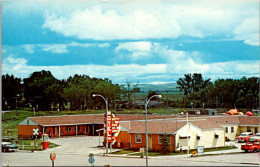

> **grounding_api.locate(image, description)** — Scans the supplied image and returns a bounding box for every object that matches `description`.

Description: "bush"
[160,134,171,154]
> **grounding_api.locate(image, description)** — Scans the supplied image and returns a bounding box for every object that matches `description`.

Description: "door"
[255,127,258,133]
[148,135,152,149]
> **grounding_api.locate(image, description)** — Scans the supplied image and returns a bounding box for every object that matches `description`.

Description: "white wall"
[175,123,225,151]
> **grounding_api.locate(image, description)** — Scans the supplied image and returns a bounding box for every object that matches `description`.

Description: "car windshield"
[240,134,247,136]
[255,134,260,136]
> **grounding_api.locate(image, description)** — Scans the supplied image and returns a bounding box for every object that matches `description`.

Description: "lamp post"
[145,94,162,167]
[191,102,193,110]
[92,94,109,156]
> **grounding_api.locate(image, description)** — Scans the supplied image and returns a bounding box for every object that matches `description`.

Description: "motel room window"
[135,134,142,143]
[159,134,170,144]
[66,126,72,132]
[215,134,219,139]
[196,136,200,140]
[225,127,228,133]
[231,127,234,133]
[77,126,81,131]
[40,127,46,133]
[247,127,251,132]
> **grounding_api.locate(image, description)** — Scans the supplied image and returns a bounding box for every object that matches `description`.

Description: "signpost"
[50,152,56,167]
[88,153,95,166]
[197,146,204,155]
[33,129,39,150]
[104,112,120,152]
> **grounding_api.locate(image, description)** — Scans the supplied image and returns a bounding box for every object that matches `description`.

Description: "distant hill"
[121,83,179,92]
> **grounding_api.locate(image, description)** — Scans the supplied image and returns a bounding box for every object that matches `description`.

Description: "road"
[2,136,260,166]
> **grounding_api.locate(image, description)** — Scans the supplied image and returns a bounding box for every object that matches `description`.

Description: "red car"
[241,139,260,152]
[236,132,254,143]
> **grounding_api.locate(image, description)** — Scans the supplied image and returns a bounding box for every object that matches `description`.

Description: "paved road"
[2,136,260,166]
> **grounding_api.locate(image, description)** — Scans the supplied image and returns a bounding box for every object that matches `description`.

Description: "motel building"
[118,119,225,151]
[18,114,259,151]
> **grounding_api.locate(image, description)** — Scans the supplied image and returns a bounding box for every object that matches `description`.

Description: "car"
[2,142,19,152]
[241,139,260,152]
[249,133,260,142]
[235,132,254,143]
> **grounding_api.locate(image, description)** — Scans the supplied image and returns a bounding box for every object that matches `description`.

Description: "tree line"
[176,73,259,109]
[2,71,259,111]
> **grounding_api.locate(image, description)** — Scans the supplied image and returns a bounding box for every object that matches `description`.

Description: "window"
[197,136,200,140]
[66,126,72,132]
[40,127,46,133]
[225,127,228,133]
[135,134,142,143]
[215,135,219,139]
[77,126,81,131]
[159,134,170,144]
[231,127,234,133]
[247,127,251,132]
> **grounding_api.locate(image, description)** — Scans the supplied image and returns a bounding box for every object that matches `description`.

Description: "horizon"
[2,0,259,84]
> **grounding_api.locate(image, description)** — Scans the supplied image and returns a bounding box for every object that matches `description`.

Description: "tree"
[2,74,22,110]
[177,73,211,107]
[23,70,59,111]
[160,134,171,154]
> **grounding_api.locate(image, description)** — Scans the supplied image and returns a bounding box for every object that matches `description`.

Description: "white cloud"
[42,1,259,45]
[115,41,153,61]
[21,42,111,54]
[2,56,167,83]
[233,17,260,46]
[23,45,35,54]
[42,44,69,54]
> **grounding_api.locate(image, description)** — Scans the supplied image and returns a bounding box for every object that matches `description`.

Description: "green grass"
[18,139,60,151]
[109,145,237,157]
[111,150,135,154]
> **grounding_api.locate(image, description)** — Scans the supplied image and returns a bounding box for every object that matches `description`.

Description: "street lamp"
[145,94,162,167]
[92,94,109,156]
[191,102,193,110]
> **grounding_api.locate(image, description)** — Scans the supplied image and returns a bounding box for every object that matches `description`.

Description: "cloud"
[2,56,167,83]
[233,17,260,46]
[42,1,259,44]
[21,42,111,54]
[115,41,153,61]
[42,44,69,53]
[23,45,35,54]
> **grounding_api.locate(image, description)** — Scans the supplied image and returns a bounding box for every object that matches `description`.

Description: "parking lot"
[2,136,260,166]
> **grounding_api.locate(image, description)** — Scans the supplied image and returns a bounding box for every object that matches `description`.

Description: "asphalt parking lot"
[1,136,260,166]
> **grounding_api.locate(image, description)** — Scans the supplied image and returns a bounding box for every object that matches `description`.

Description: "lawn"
[18,139,59,151]
[110,145,237,157]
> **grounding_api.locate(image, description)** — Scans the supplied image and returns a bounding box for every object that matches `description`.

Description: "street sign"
[88,153,95,166]
[88,156,95,164]
[33,129,39,135]
[197,146,204,155]
[50,152,56,161]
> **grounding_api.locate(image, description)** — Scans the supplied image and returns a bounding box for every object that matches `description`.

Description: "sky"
[2,0,259,84]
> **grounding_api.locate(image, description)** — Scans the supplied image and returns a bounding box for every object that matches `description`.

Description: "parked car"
[235,132,254,143]
[241,139,260,152]
[249,133,260,142]
[2,142,19,152]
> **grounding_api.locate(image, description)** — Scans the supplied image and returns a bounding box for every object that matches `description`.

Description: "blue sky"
[2,0,259,84]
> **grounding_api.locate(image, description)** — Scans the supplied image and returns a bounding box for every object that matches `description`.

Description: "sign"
[88,153,95,165]
[50,152,56,161]
[88,157,95,164]
[197,146,204,155]
[33,129,39,135]
[104,111,120,143]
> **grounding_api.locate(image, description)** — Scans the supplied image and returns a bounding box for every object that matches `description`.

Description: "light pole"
[145,94,162,167]
[191,102,193,110]
[92,94,109,156]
